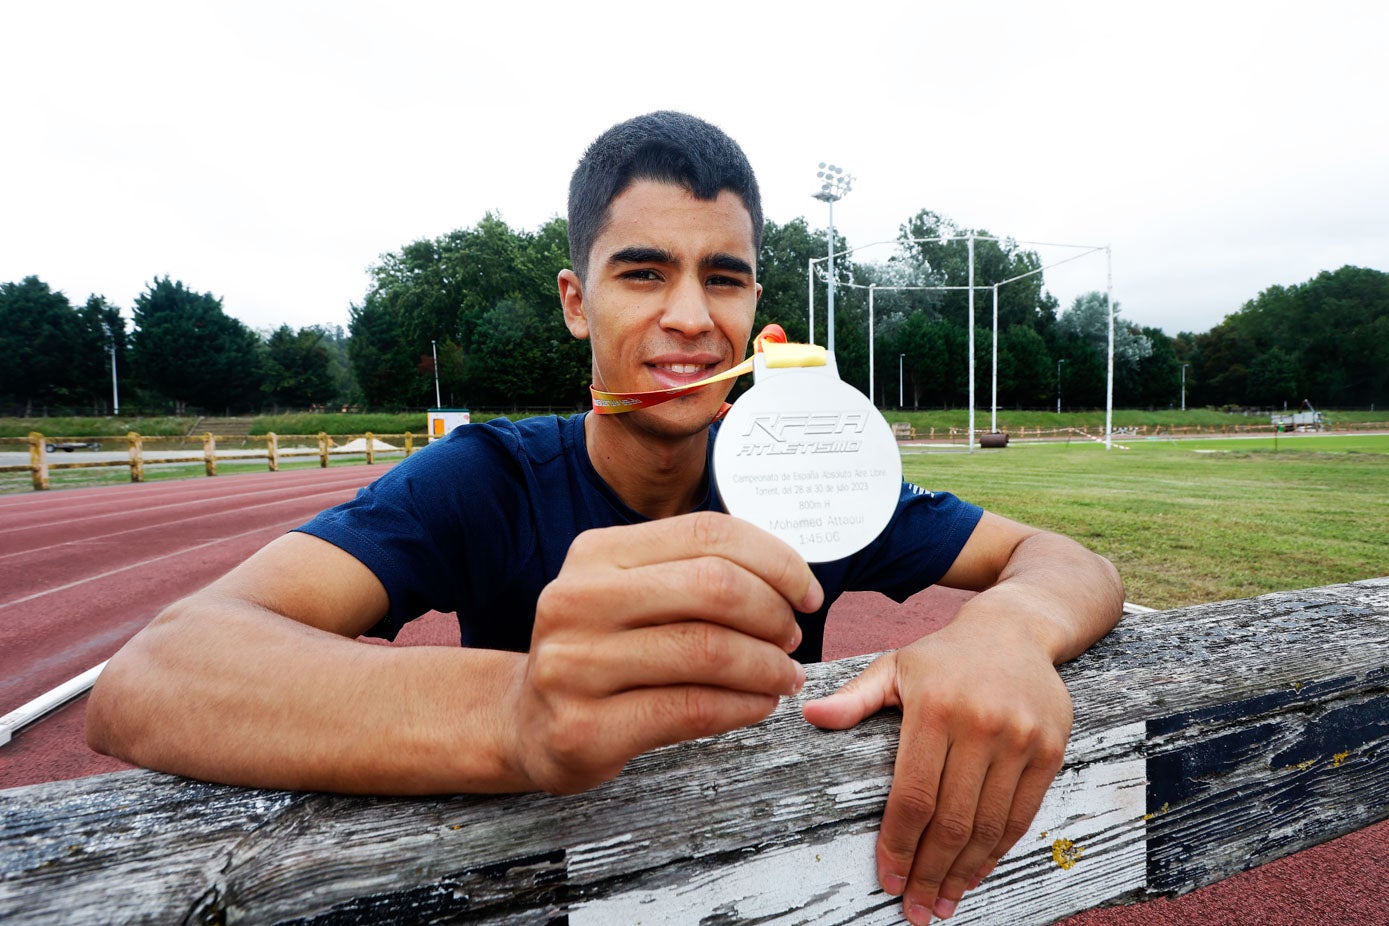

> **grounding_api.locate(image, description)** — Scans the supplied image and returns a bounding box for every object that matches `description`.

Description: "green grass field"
[903,433,1389,609]
[5,418,1384,611]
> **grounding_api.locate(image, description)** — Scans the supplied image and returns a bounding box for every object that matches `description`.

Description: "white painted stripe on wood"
[571,724,1148,925]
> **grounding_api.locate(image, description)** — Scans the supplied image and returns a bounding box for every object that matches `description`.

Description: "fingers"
[800,653,898,730]
[516,685,782,794]
[572,512,823,613]
[881,718,1068,924]
[896,746,1021,922]
[538,621,805,699]
[875,717,949,903]
[934,757,1059,910]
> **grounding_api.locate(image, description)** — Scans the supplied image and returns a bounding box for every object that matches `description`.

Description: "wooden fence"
[1,579,1385,923]
[6,431,418,490]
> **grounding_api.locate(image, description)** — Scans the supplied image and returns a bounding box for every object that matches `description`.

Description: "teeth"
[658,363,705,374]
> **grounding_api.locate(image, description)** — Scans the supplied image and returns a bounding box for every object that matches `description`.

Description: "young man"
[88,112,1123,925]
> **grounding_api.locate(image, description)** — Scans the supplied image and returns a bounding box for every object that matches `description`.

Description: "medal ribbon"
[590,325,827,414]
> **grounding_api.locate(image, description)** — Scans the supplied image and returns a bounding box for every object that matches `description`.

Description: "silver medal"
[713,352,902,563]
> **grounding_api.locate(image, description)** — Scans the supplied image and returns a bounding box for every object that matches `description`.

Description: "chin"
[628,398,722,439]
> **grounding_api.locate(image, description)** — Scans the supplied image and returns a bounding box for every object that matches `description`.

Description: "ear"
[558,269,589,340]
[755,281,763,301]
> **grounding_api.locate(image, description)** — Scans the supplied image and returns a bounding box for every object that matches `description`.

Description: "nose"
[659,272,715,338]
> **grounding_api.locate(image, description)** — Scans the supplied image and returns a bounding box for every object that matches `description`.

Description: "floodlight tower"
[813,163,853,354]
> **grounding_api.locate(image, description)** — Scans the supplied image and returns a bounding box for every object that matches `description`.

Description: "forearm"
[87,595,530,795]
[953,531,1124,664]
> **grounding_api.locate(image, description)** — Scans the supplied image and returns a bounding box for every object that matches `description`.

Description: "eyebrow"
[607,247,754,277]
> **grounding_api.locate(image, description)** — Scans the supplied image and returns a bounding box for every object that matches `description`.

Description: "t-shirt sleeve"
[840,483,984,602]
[293,429,532,640]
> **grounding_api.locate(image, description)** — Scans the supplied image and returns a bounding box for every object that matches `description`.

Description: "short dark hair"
[567,111,764,281]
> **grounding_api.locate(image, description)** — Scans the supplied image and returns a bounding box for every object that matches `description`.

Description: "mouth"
[646,357,721,389]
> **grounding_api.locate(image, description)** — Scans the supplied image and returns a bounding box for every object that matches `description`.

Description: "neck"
[583,412,711,520]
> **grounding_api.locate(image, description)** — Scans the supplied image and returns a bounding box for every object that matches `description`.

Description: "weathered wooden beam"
[2,579,1386,924]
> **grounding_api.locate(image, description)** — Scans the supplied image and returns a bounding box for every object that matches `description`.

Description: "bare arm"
[86,532,527,793]
[89,514,822,795]
[802,512,1123,924]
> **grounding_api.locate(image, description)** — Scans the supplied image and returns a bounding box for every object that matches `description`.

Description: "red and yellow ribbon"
[590,325,827,414]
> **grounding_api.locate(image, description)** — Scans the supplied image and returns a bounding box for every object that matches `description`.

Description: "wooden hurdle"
[1,579,1386,923]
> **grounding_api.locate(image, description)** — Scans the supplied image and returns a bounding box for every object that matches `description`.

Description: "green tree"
[0,276,84,414]
[263,325,335,410]
[1055,292,1151,408]
[358,215,587,410]
[348,294,421,408]
[897,211,1059,334]
[997,325,1054,407]
[1131,326,1182,409]
[755,218,824,345]
[1192,266,1389,407]
[131,277,265,413]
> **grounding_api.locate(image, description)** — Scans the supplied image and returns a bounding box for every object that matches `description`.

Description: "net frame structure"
[809,234,1116,450]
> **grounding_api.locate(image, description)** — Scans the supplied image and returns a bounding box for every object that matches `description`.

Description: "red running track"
[1,467,1384,924]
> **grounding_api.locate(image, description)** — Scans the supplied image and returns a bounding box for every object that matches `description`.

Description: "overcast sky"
[4,1,1386,340]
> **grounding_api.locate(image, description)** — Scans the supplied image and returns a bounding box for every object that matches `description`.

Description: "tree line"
[3,212,1385,417]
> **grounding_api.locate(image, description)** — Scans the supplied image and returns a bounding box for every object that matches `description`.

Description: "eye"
[620,269,662,283]
[707,274,747,289]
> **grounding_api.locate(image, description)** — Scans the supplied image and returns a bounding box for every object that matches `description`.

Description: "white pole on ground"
[991,284,999,434]
[967,231,976,452]
[0,662,108,746]
[868,284,876,405]
[1105,246,1115,451]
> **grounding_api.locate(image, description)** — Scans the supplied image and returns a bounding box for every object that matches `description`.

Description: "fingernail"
[790,622,804,651]
[881,872,906,895]
[801,578,824,613]
[906,903,933,925]
[791,662,806,694]
[934,897,959,920]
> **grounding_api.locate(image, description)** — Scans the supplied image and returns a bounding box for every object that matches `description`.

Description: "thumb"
[801,653,900,730]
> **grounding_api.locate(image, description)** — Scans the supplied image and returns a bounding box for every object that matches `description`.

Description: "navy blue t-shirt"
[295,414,982,663]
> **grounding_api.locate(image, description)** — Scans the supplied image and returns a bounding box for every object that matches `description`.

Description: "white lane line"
[0,469,379,537]
[0,519,294,611]
[0,661,108,746]
[0,483,364,564]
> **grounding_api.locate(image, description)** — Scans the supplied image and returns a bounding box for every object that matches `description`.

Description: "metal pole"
[807,258,815,345]
[1057,358,1065,414]
[1181,363,1189,411]
[431,339,442,408]
[109,344,119,416]
[967,232,976,452]
[1105,247,1114,451]
[990,284,999,434]
[827,198,836,355]
[899,353,905,408]
[868,285,875,405]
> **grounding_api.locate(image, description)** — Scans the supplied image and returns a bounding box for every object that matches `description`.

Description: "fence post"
[28,432,49,491]
[204,433,217,477]
[318,432,329,468]
[267,432,279,472]
[365,432,375,465]
[127,432,144,483]
[405,431,413,456]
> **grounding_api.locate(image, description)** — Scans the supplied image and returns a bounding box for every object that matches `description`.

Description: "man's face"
[560,179,762,439]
